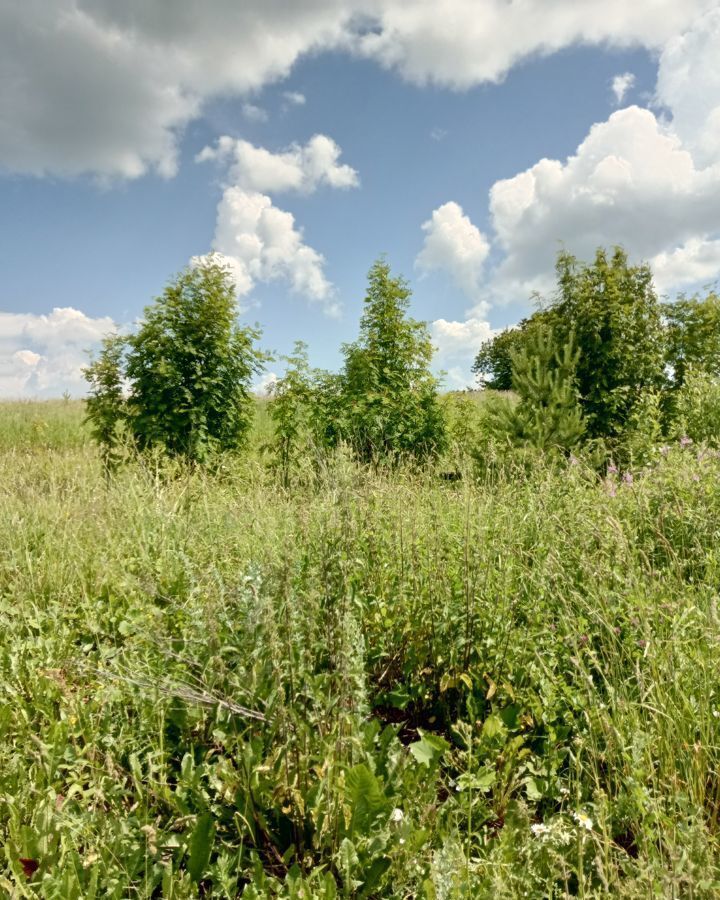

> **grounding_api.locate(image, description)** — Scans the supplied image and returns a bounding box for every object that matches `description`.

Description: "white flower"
[390,807,404,823]
[530,823,549,836]
[573,811,593,831]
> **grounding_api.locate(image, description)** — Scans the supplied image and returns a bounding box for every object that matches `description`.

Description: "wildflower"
[578,633,589,646]
[390,808,404,823]
[680,435,693,448]
[530,823,549,836]
[573,811,593,831]
[623,471,633,485]
[607,463,618,475]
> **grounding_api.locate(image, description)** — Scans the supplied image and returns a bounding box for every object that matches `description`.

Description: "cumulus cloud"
[429,317,495,388]
[196,189,338,314]
[197,134,359,194]
[437,7,720,307]
[651,238,720,293]
[196,134,357,311]
[0,308,116,398]
[413,9,720,387]
[416,202,490,304]
[611,72,635,105]
[355,0,711,89]
[1,0,715,179]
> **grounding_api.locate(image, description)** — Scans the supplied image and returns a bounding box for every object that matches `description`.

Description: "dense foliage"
[266,258,446,470]
[336,258,446,463]
[488,327,585,453]
[84,258,265,464]
[474,247,720,458]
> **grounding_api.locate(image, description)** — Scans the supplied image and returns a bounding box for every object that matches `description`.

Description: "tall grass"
[1,401,719,897]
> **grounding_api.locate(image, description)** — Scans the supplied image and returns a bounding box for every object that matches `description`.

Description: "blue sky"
[1,1,719,396]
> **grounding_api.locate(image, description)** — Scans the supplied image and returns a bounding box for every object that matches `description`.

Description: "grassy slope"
[1,401,719,897]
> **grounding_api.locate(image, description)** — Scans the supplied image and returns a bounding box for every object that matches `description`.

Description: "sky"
[2,0,720,397]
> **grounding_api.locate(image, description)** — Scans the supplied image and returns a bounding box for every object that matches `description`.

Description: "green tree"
[471,314,552,390]
[490,327,585,452]
[472,327,520,390]
[338,257,446,462]
[83,333,128,471]
[549,247,666,439]
[268,342,314,486]
[85,257,266,465]
[663,291,720,387]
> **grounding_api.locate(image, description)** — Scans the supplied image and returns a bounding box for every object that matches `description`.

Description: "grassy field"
[2,400,720,897]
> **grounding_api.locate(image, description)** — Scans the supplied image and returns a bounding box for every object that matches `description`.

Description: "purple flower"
[608,463,618,475]
[623,471,634,485]
[680,435,693,448]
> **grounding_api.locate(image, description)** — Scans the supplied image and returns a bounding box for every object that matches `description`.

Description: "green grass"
[1,401,720,897]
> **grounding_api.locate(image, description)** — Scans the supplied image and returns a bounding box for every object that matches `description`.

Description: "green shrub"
[84,257,266,465]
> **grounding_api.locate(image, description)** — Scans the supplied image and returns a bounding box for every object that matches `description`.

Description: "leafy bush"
[673,368,720,446]
[84,257,266,465]
[336,257,446,463]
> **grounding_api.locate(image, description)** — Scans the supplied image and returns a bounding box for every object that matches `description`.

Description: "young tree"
[490,327,585,452]
[83,333,128,471]
[85,257,266,464]
[663,291,720,387]
[472,327,521,390]
[268,342,314,486]
[339,257,446,462]
[548,247,666,439]
[471,313,552,390]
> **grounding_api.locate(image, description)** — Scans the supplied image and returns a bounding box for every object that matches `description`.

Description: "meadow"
[2,398,720,897]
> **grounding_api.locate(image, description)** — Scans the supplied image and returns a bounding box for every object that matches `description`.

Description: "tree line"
[85,248,720,474]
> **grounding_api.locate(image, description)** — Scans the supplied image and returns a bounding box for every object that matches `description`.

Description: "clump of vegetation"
[84,257,266,466]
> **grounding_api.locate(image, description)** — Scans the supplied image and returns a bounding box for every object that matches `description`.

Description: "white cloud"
[242,103,269,123]
[651,238,720,293]
[283,91,306,106]
[415,8,720,386]
[355,0,712,89]
[430,316,495,388]
[611,72,635,105]
[466,8,720,303]
[197,188,338,314]
[430,127,448,141]
[0,308,116,398]
[431,316,494,357]
[485,104,720,302]
[198,134,359,194]
[196,133,357,310]
[416,202,490,304]
[1,1,715,179]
